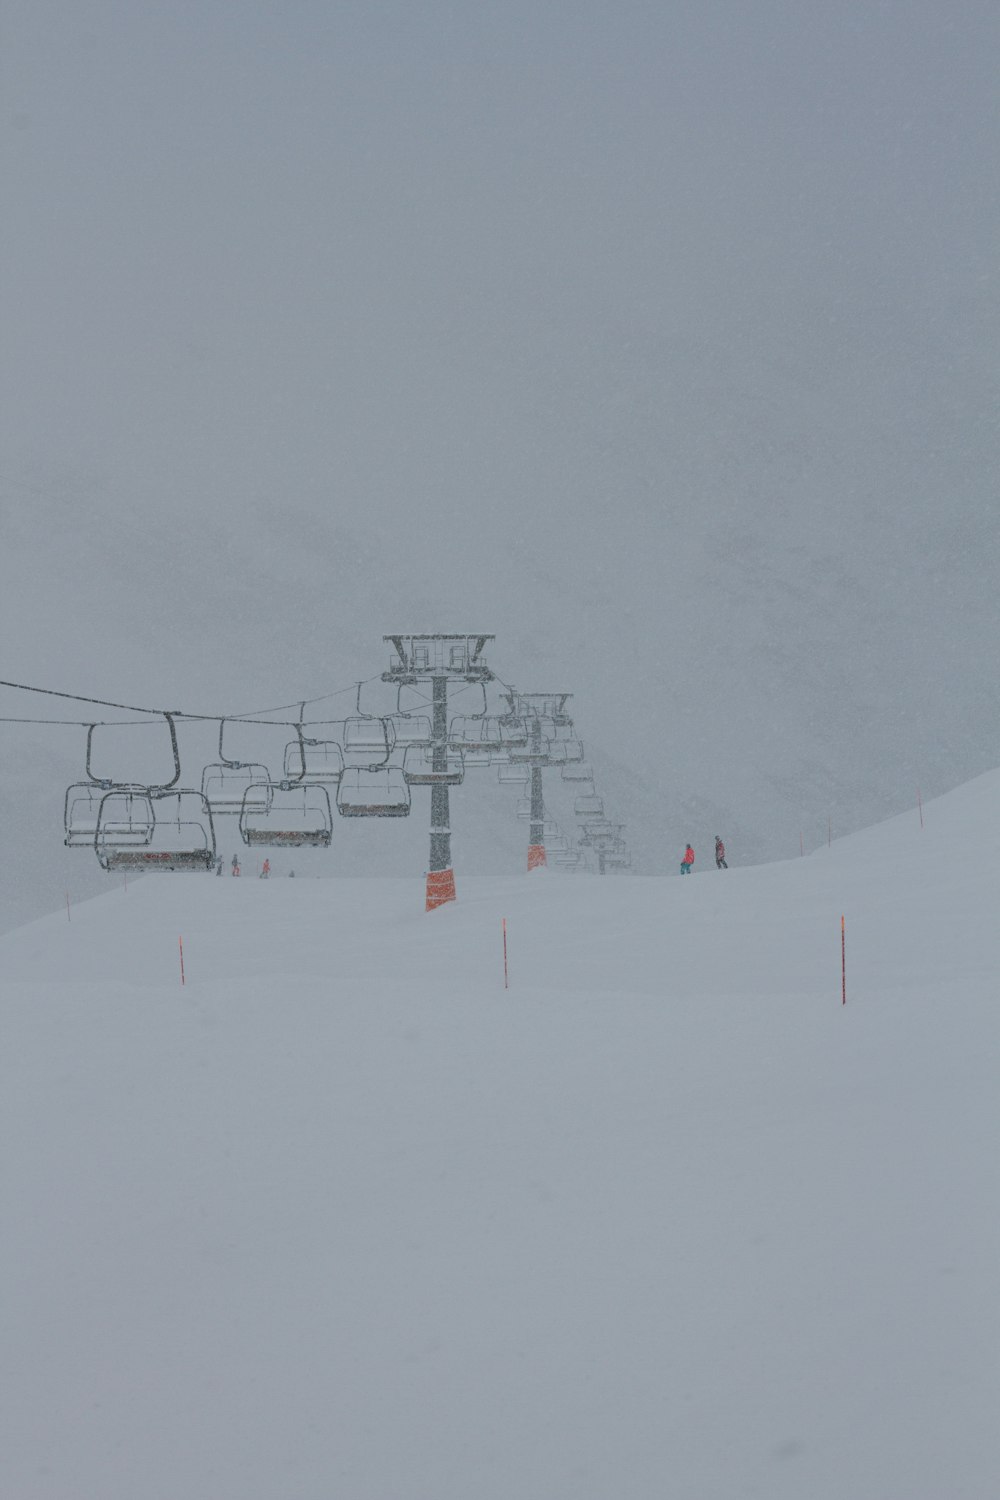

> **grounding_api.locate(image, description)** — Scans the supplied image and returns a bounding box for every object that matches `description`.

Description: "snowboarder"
[215,857,223,876]
[260,858,270,879]
[715,836,727,870]
[231,853,241,877]
[680,843,695,875]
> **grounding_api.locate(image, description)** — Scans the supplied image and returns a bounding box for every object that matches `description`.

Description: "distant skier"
[231,853,241,877]
[680,843,695,875]
[260,858,270,879]
[288,869,295,878]
[216,857,223,876]
[715,836,727,870]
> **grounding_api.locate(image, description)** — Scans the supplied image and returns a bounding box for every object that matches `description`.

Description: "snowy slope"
[2,772,998,1499]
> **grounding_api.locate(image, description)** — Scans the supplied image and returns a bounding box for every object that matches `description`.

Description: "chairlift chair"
[402,745,465,785]
[448,715,504,753]
[202,721,271,815]
[509,740,552,765]
[65,781,120,846]
[515,797,531,820]
[561,760,594,782]
[343,716,394,764]
[498,716,529,749]
[342,684,395,768]
[285,737,345,785]
[497,763,529,786]
[67,715,183,848]
[202,762,271,813]
[94,789,156,850]
[97,790,216,872]
[240,784,334,847]
[388,713,432,748]
[574,792,604,818]
[336,767,411,817]
[578,820,613,848]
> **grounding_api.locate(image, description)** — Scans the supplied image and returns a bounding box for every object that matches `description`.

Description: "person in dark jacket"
[680,843,695,875]
[715,836,727,869]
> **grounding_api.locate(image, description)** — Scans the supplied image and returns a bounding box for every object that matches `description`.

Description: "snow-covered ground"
[3,773,998,1499]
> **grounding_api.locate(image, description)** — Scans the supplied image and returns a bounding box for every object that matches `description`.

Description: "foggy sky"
[1,0,998,917]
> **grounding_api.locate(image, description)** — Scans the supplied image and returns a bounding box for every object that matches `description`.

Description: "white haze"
[1,1,998,926]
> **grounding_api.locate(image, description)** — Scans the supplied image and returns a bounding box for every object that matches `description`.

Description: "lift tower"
[505,692,573,873]
[383,634,494,910]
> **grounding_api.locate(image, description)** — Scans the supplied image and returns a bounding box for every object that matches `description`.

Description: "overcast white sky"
[1,0,997,904]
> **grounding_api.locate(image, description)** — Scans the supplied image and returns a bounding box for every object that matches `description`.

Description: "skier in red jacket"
[680,843,695,875]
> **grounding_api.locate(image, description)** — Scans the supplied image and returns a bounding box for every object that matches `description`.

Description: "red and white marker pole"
[841,915,846,1006]
[179,935,186,987]
[502,918,509,990]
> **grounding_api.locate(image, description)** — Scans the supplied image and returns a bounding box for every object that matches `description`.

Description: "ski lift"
[497,762,529,786]
[202,720,271,814]
[508,739,551,765]
[66,716,181,846]
[64,781,110,846]
[285,734,345,785]
[388,713,432,748]
[95,789,156,849]
[561,760,594,782]
[97,789,216,872]
[240,784,334,847]
[498,715,529,749]
[402,745,465,785]
[449,689,504,752]
[336,767,411,817]
[574,792,604,818]
[343,685,394,768]
[578,819,613,847]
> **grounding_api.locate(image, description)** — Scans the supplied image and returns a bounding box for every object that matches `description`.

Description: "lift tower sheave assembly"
[383,634,495,911]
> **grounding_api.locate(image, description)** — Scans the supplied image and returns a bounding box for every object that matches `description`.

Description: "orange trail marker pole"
[841,915,846,1006]
[502,918,509,990]
[179,935,186,987]
[917,787,923,829]
[65,892,71,922]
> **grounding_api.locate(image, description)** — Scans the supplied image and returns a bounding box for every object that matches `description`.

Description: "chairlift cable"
[0,715,167,726]
[0,672,385,730]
